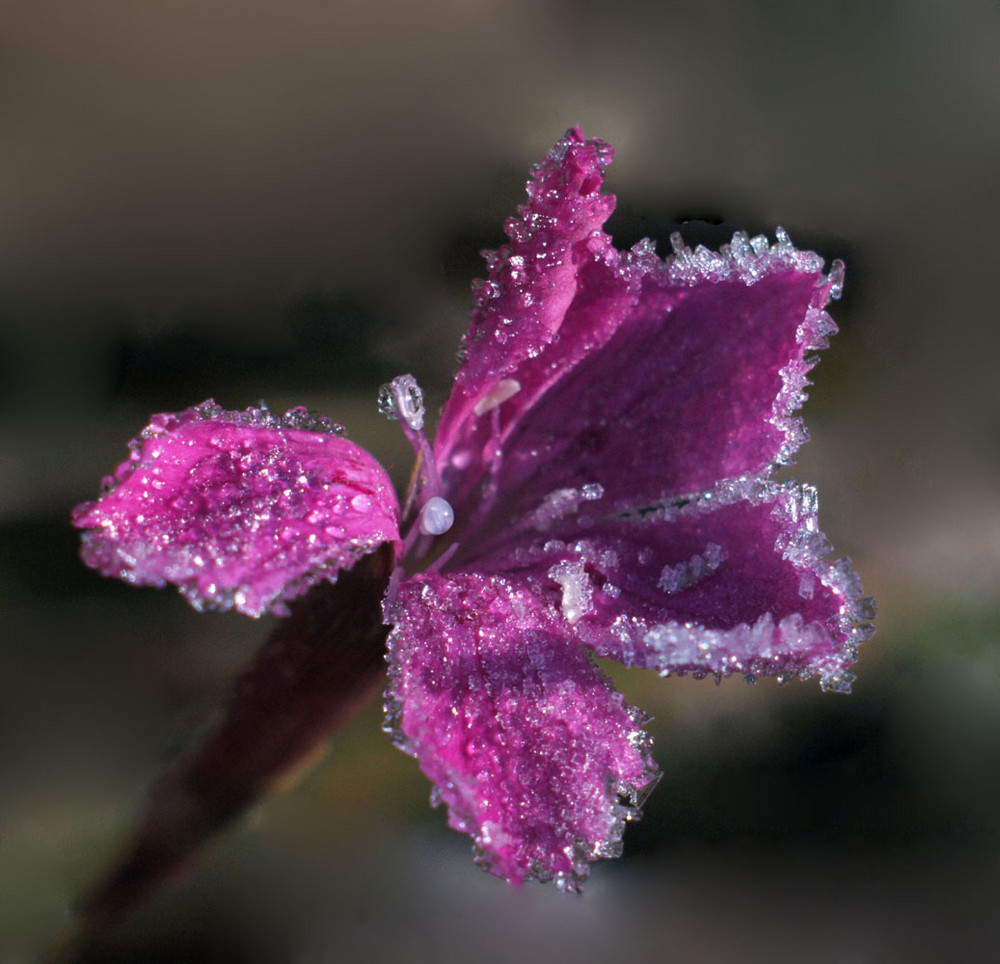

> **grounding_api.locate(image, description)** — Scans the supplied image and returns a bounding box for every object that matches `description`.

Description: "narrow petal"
[72,400,399,616]
[384,571,658,890]
[462,477,872,693]
[433,128,842,546]
[435,127,637,522]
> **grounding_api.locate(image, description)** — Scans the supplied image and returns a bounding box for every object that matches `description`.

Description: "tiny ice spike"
[74,127,873,892]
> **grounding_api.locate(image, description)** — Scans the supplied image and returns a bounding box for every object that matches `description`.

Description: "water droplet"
[419,496,454,536]
[548,559,593,625]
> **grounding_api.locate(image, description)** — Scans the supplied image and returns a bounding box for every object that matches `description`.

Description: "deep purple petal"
[383,571,659,890]
[451,235,841,548]
[461,476,872,693]
[434,127,638,522]
[72,401,400,617]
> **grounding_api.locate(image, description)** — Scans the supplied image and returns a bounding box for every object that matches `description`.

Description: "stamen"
[378,374,425,431]
[379,374,448,553]
[378,375,438,500]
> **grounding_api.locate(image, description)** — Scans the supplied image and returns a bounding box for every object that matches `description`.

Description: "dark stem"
[61,543,394,952]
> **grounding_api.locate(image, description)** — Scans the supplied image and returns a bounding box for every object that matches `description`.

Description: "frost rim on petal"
[610,473,874,691]
[664,228,844,470]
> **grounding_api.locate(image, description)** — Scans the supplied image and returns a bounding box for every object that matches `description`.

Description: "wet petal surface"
[72,401,399,616]
[384,571,658,889]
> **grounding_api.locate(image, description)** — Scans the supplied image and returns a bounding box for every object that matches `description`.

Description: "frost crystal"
[526,483,605,530]
[548,558,594,624]
[657,543,727,593]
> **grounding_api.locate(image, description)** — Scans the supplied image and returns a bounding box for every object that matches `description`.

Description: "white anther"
[473,378,521,416]
[419,496,454,536]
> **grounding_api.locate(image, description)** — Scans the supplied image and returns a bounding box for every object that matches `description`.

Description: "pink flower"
[73,128,873,893]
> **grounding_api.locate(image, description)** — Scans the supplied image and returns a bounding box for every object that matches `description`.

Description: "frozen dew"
[827,259,846,300]
[527,483,604,530]
[419,496,455,536]
[657,543,727,593]
[377,385,395,419]
[548,558,593,625]
[819,669,857,694]
[798,572,816,599]
[610,609,853,687]
[665,227,825,288]
[277,406,346,436]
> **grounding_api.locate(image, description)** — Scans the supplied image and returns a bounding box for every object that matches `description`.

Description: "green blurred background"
[2,1,998,960]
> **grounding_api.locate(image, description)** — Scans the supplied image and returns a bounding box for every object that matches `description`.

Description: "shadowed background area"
[2,1,998,960]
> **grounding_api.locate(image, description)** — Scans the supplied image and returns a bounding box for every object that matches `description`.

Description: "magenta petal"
[464,477,871,693]
[441,127,619,423]
[435,128,637,520]
[72,401,400,617]
[384,571,659,890]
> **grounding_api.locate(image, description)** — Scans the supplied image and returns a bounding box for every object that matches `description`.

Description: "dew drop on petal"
[657,543,727,594]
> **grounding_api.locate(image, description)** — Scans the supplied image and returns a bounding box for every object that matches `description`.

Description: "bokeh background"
[2,1,998,960]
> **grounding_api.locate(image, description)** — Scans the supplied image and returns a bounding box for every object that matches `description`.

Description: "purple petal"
[433,128,842,546]
[384,571,659,890]
[462,236,841,544]
[72,400,400,617]
[462,477,871,693]
[435,127,637,521]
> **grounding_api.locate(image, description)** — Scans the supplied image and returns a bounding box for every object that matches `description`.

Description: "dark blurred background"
[2,1,998,961]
